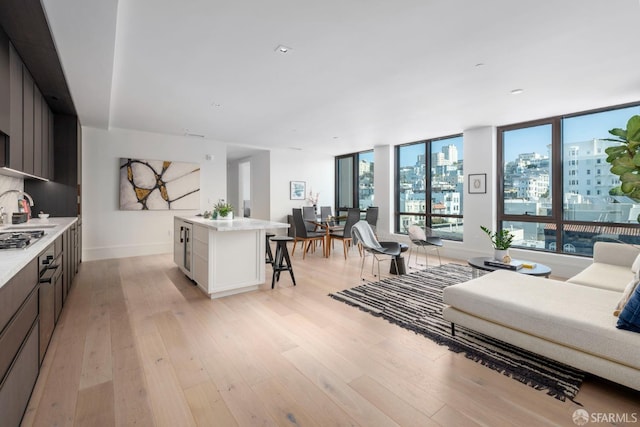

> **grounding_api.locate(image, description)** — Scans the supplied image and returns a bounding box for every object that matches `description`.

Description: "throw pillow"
[616,282,640,333]
[632,253,640,275]
[614,278,640,316]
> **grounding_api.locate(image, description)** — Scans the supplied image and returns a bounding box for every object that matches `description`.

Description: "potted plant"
[480,225,514,262]
[604,115,640,222]
[212,199,234,220]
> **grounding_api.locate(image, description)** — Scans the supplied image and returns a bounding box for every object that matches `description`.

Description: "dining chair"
[291,208,325,259]
[329,208,361,259]
[302,206,318,232]
[365,206,379,235]
[351,220,401,280]
[320,206,332,223]
[407,224,443,268]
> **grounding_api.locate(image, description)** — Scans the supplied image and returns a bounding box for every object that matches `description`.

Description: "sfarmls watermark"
[573,409,638,425]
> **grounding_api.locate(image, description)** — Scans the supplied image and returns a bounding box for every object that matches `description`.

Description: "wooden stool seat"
[270,236,296,289]
[265,233,275,265]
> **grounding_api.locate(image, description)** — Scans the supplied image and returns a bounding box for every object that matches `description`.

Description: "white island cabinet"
[174,216,289,298]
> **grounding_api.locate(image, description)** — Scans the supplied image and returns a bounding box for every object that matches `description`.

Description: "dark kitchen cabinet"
[22,66,34,175]
[41,99,50,179]
[5,41,54,180]
[33,85,42,177]
[8,43,23,171]
[0,26,9,135]
[0,259,39,427]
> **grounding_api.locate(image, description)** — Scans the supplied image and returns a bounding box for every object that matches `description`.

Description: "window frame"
[496,101,640,256]
[394,134,464,238]
[334,149,374,215]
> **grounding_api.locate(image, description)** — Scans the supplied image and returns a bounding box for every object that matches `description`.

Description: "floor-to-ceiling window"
[396,135,464,240]
[498,102,640,256]
[335,150,374,215]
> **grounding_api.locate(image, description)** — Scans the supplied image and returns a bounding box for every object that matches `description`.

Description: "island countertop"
[175,216,289,231]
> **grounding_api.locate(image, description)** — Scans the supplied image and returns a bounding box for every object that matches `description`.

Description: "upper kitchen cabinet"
[0,26,9,135]
[5,42,53,180]
[8,43,22,170]
[21,65,34,175]
[1,0,75,183]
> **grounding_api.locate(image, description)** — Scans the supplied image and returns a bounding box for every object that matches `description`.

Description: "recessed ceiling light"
[510,88,524,95]
[275,44,292,54]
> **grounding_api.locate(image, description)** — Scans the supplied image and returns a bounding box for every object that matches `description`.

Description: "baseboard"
[83,242,171,261]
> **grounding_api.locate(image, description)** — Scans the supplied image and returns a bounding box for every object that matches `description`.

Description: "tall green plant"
[604,115,640,213]
[480,226,514,250]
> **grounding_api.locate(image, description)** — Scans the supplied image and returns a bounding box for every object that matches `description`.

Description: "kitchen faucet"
[0,190,35,224]
[0,189,35,206]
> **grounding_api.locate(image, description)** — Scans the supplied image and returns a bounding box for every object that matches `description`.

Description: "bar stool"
[270,236,296,289]
[265,233,275,265]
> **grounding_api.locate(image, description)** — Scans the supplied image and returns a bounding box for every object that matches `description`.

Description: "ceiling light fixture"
[183,128,205,138]
[510,88,524,95]
[275,44,292,54]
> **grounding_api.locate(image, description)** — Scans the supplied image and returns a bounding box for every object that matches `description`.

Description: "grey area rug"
[329,263,585,402]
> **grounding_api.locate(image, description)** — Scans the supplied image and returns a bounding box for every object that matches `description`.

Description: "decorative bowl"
[38,213,50,219]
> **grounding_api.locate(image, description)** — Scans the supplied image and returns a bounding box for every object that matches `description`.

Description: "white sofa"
[442,242,640,391]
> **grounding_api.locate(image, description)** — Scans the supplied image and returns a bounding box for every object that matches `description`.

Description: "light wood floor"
[22,245,640,427]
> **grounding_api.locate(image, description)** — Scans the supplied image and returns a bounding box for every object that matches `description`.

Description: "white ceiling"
[41,0,640,157]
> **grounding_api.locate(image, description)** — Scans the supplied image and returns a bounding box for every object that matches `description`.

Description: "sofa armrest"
[593,241,639,268]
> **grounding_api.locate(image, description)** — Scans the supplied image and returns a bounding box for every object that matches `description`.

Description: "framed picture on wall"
[290,181,306,200]
[468,173,486,194]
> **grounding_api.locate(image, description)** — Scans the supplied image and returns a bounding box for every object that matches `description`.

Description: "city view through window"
[397,135,464,240]
[501,105,640,255]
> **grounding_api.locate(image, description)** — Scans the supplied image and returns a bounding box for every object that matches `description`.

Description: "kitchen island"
[174,216,289,298]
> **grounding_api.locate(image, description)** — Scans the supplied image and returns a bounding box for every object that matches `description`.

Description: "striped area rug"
[329,263,584,402]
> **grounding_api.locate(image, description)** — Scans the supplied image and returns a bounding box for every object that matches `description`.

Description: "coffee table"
[467,257,551,278]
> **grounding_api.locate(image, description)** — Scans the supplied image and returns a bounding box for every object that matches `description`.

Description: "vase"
[217,212,233,220]
[494,249,509,262]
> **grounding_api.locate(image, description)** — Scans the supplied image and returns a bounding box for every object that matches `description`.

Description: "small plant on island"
[480,225,514,250]
[213,199,234,218]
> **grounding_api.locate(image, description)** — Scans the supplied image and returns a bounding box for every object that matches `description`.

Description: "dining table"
[305,215,347,257]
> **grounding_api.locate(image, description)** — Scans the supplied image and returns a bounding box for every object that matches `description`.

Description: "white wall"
[81,125,591,276]
[250,151,271,221]
[227,151,271,221]
[82,127,227,261]
[373,144,394,240]
[268,148,335,227]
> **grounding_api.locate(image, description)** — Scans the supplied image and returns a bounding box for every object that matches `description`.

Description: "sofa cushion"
[443,270,640,370]
[617,283,640,333]
[567,263,633,292]
[633,253,640,275]
[614,278,640,316]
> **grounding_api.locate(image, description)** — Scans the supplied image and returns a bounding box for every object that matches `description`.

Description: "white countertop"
[0,217,78,288]
[176,216,289,231]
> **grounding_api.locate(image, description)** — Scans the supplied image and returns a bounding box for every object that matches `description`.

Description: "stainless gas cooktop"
[0,230,45,249]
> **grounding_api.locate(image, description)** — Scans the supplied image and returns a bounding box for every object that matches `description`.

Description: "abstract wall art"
[119,158,200,210]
